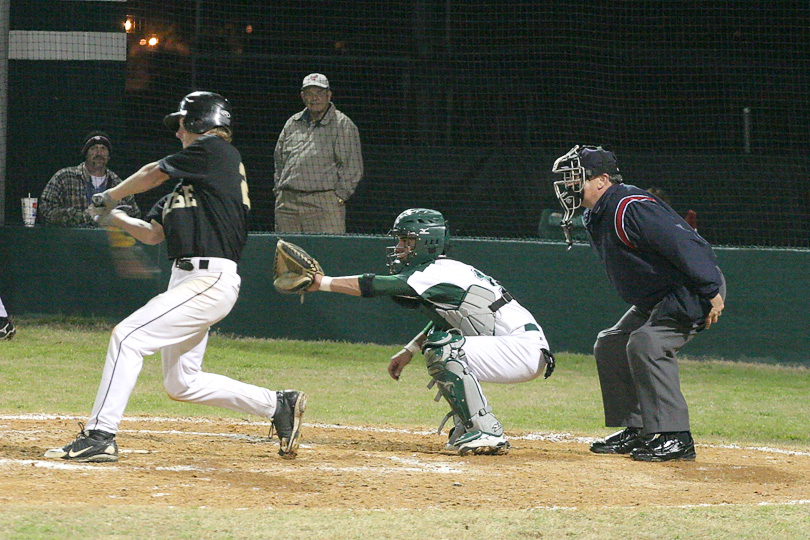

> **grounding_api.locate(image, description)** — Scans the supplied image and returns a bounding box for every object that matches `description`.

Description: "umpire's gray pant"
[593,305,698,434]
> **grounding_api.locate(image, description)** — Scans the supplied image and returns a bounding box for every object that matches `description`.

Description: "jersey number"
[164,184,199,218]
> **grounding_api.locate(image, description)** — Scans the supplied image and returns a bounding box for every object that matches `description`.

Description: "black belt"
[488,291,513,312]
[175,258,209,271]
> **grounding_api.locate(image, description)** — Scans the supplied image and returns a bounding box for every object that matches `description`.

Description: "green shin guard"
[423,332,503,438]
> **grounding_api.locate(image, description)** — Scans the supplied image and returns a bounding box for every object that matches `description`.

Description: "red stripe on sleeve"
[614,196,655,249]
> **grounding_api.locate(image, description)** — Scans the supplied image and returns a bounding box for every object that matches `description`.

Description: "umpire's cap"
[578,145,622,181]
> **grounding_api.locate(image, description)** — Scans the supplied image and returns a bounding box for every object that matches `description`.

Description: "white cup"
[21,197,38,227]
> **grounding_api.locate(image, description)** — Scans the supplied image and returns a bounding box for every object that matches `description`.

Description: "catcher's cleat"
[456,431,510,456]
[0,317,15,340]
[44,422,119,462]
[444,417,467,451]
[270,390,307,459]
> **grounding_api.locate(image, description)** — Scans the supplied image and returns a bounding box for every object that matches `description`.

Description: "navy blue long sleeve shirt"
[584,184,723,328]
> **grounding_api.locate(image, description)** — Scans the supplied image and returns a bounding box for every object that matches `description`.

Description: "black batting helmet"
[163,91,232,134]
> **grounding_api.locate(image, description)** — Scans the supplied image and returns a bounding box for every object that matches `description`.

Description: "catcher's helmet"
[386,208,449,274]
[551,145,622,247]
[163,91,232,134]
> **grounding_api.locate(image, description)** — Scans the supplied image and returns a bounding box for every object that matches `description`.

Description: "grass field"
[1,316,809,539]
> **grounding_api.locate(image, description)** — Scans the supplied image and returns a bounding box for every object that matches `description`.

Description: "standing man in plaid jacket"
[273,73,363,234]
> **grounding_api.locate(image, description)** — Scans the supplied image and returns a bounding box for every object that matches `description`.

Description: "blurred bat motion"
[91,194,162,280]
[104,224,161,280]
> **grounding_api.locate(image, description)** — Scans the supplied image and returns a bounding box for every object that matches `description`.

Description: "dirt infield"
[2,414,809,510]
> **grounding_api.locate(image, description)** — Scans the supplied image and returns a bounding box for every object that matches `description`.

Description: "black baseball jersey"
[147,134,250,262]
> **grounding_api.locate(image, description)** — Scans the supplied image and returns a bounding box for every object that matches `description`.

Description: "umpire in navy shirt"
[552,145,725,462]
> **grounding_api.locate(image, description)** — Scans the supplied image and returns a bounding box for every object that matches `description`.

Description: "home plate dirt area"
[2,415,809,510]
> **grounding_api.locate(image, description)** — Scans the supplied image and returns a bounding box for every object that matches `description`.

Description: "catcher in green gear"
[305,208,555,456]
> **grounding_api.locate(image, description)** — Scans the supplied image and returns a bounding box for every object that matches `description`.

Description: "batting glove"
[91,190,118,211]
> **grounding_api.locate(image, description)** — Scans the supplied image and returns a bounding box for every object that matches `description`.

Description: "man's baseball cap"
[81,131,112,157]
[579,145,621,180]
[302,73,329,90]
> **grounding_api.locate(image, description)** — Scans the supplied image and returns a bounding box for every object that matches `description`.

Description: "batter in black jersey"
[151,133,249,262]
[45,92,306,464]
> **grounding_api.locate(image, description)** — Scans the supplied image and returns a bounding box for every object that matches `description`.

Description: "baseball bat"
[92,194,160,280]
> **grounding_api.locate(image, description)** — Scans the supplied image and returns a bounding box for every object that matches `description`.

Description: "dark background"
[4,0,809,247]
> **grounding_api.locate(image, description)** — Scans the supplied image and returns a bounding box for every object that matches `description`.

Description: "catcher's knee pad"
[423,331,503,437]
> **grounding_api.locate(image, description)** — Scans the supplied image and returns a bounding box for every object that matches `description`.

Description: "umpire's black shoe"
[590,427,644,454]
[0,317,15,340]
[270,390,307,459]
[630,431,696,462]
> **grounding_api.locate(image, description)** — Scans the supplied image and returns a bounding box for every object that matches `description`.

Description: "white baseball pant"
[87,257,277,434]
[461,327,548,384]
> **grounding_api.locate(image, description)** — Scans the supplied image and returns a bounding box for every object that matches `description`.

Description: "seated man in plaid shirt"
[39,131,140,227]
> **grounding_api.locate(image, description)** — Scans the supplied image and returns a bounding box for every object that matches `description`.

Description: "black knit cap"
[81,131,112,157]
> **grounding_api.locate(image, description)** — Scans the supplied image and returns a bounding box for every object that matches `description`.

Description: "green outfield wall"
[1,227,807,365]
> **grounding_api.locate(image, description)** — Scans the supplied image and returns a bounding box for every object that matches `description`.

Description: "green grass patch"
[1,505,809,540]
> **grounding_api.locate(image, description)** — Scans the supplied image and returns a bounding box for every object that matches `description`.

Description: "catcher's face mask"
[385,233,418,274]
[552,144,622,249]
[385,208,449,274]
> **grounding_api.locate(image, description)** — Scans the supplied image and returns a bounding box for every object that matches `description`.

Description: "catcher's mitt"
[273,239,323,300]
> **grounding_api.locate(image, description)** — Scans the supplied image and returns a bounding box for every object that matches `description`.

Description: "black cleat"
[590,427,644,454]
[270,390,307,459]
[0,317,15,340]
[631,432,696,462]
[44,423,118,462]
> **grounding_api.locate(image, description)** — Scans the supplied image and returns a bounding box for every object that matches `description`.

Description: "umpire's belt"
[488,291,514,312]
[173,257,238,274]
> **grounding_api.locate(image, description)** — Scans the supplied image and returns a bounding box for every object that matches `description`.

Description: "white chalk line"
[4,413,809,457]
[0,453,463,476]
[3,413,810,458]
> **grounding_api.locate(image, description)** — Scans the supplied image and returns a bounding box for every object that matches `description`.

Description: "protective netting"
[7,1,809,247]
